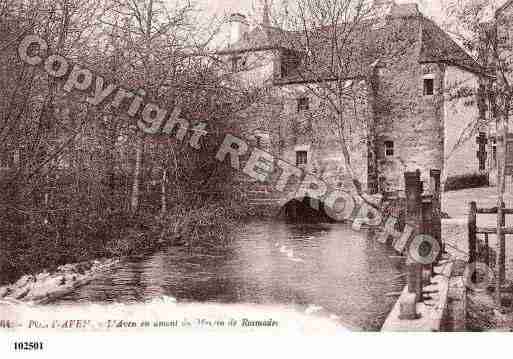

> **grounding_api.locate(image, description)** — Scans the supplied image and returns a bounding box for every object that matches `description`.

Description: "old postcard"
[1,0,513,356]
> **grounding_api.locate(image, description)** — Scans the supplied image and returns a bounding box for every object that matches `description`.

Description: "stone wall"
[217,18,484,213]
[443,66,481,181]
[276,80,374,193]
[374,42,445,193]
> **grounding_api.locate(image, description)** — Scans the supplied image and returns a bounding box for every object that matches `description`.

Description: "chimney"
[262,0,271,27]
[228,13,249,47]
[373,0,395,6]
[372,0,396,17]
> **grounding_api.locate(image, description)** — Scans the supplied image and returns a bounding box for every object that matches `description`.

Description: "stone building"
[216,0,486,205]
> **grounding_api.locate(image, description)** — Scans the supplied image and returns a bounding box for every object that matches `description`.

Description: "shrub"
[444,173,489,192]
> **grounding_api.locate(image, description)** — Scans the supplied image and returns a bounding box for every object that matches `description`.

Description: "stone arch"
[280,196,335,223]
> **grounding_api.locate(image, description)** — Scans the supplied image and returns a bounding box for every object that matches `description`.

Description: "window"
[423,78,434,95]
[384,141,394,157]
[477,132,488,171]
[296,151,308,166]
[297,97,310,112]
[280,60,289,78]
[492,138,497,165]
[255,135,262,148]
[281,50,300,78]
[220,102,232,114]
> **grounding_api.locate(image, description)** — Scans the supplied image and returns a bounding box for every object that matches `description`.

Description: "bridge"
[233,173,343,222]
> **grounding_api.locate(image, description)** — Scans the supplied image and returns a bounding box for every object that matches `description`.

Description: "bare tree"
[268,0,416,205]
[445,0,513,305]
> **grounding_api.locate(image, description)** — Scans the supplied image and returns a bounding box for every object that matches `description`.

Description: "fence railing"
[468,201,511,303]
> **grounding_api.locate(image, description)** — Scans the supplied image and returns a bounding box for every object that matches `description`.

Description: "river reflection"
[58,221,405,330]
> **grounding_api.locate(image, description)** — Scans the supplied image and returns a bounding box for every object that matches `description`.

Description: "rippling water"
[57,221,405,330]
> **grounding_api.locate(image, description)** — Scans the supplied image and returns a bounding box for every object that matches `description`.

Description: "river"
[57,220,405,330]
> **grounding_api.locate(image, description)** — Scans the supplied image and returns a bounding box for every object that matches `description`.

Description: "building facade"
[216,0,486,203]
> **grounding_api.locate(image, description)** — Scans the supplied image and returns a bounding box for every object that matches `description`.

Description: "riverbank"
[381,186,513,331]
[0,199,257,287]
[0,198,281,304]
[0,258,119,304]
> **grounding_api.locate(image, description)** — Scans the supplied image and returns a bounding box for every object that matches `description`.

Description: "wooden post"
[430,169,443,257]
[430,169,442,196]
[421,198,433,237]
[405,170,423,302]
[407,258,423,303]
[468,202,477,264]
[404,170,422,227]
[484,233,490,269]
[494,200,506,305]
[499,201,506,284]
[477,132,488,171]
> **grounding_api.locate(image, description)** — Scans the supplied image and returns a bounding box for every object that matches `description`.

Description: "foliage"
[0,0,263,284]
[443,172,490,192]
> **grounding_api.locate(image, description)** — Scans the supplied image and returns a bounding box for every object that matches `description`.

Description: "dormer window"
[297,97,310,112]
[423,75,434,96]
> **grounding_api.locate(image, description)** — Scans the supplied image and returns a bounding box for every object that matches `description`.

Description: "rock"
[36,272,51,282]
[24,276,67,302]
[38,282,76,304]
[7,257,119,303]
[58,264,76,273]
[76,262,92,274]
[63,273,78,285]
[14,274,35,288]
[0,286,9,298]
[7,286,30,300]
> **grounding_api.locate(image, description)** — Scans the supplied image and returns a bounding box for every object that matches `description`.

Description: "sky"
[196,0,447,22]
[195,0,511,26]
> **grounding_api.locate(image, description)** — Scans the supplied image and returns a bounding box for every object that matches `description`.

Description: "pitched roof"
[419,17,482,72]
[496,0,513,16]
[273,17,422,84]
[217,3,482,82]
[216,26,287,55]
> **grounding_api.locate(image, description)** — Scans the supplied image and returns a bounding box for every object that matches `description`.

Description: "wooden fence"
[468,201,512,303]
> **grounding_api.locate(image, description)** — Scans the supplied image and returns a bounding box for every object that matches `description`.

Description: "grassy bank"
[0,199,256,286]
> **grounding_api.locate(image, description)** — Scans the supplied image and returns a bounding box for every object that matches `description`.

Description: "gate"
[468,201,513,303]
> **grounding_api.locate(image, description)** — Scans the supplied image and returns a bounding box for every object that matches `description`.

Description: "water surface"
[58,221,405,330]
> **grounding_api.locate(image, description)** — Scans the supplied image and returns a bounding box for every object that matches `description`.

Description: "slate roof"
[418,17,482,72]
[217,3,483,83]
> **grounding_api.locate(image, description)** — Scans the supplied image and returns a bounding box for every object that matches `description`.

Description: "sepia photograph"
[1,0,513,354]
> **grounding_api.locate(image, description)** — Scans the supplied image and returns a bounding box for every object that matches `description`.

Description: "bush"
[444,173,489,192]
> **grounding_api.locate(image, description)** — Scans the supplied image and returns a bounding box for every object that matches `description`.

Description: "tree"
[445,0,513,305]
[268,0,417,206]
